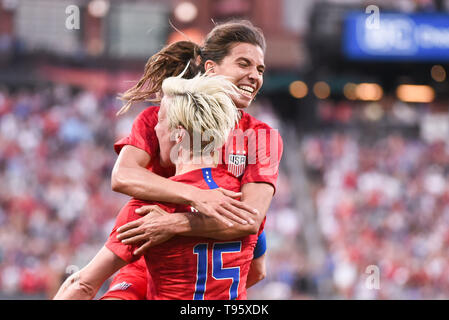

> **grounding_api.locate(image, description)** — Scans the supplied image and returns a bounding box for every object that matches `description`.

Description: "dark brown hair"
[117,19,266,115]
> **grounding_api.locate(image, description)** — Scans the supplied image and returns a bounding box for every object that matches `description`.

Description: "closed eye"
[236,57,265,76]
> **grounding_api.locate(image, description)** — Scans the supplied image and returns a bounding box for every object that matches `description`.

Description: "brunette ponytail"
[117,41,201,115]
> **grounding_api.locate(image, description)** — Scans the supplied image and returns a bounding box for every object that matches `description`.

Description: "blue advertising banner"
[343,12,449,61]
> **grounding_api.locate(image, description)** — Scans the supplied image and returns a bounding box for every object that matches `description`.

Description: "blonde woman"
[54,74,262,300]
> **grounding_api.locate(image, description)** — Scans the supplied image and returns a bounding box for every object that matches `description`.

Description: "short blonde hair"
[161,73,240,154]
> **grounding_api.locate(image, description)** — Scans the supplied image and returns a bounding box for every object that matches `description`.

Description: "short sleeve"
[105,199,152,263]
[241,125,284,193]
[253,230,267,259]
[114,106,160,157]
[105,200,177,263]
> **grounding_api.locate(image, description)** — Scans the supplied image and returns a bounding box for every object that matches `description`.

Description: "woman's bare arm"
[53,246,127,300]
[116,182,274,255]
[173,182,274,238]
[247,254,267,288]
[112,145,196,204]
[111,145,257,226]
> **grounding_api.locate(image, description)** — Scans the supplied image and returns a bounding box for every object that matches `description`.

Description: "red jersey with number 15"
[105,167,258,300]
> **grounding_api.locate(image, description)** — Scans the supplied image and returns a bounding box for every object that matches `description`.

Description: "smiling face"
[205,43,265,109]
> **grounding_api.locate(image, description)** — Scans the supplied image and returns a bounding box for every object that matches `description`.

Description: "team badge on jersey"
[228,153,246,177]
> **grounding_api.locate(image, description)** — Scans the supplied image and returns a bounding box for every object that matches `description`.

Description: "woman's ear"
[204,60,216,75]
[176,125,186,144]
[175,126,191,163]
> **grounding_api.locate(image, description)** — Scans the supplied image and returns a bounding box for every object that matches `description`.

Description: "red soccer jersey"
[114,106,284,234]
[114,106,175,178]
[106,167,258,300]
[114,106,283,191]
[218,109,283,193]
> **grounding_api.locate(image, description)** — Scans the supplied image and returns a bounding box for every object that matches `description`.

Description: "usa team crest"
[228,153,246,177]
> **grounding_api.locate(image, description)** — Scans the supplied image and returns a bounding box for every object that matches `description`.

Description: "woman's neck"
[175,158,217,176]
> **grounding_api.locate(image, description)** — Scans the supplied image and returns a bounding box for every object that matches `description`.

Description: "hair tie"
[196,46,203,58]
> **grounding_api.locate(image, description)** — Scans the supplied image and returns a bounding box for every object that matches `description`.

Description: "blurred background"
[1,0,449,300]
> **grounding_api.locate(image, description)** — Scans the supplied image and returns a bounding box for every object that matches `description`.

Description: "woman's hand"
[115,188,259,255]
[188,187,259,227]
[116,205,175,256]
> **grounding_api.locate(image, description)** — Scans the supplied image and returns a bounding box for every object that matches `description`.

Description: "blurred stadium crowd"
[300,99,449,299]
[304,132,449,299]
[0,85,127,298]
